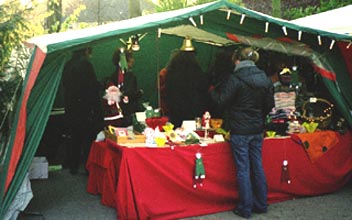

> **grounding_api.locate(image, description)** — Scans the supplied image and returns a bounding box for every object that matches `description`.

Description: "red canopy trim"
[5,48,46,192]
[252,35,263,39]
[337,41,352,80]
[312,64,337,81]
[226,33,240,43]
[276,37,295,44]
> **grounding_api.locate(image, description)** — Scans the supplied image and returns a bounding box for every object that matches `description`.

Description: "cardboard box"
[28,157,48,179]
[104,130,146,144]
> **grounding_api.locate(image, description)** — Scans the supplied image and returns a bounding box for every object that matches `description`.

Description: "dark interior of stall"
[34,48,349,166]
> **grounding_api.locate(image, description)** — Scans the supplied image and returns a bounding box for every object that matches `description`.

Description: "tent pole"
[156,30,161,110]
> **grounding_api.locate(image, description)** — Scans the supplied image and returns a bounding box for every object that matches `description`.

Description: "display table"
[86,131,352,220]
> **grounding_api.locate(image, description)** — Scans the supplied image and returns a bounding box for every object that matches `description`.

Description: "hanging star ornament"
[119,33,148,51]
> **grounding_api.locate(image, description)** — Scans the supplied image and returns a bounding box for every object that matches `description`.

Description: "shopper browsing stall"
[207,49,235,130]
[210,46,274,219]
[164,37,210,128]
[158,49,179,116]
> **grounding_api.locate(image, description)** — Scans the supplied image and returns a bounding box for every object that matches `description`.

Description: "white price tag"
[213,134,225,142]
[309,97,317,103]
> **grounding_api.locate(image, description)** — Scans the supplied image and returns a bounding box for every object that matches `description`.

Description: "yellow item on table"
[108,125,117,134]
[266,130,276,137]
[155,137,166,147]
[162,122,174,132]
[302,122,318,133]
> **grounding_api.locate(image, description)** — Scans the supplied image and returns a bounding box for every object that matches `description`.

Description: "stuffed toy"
[185,131,200,144]
[103,85,124,122]
[193,152,205,188]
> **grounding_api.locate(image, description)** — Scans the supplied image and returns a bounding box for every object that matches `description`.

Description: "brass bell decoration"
[180,36,195,51]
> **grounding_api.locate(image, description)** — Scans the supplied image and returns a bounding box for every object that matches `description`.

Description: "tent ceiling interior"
[161,25,235,46]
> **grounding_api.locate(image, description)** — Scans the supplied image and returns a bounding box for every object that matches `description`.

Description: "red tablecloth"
[86,131,352,220]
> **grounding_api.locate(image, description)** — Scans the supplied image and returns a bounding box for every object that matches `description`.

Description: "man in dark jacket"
[63,47,103,174]
[210,46,274,219]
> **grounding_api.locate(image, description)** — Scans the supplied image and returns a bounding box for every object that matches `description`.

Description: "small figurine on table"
[202,111,211,129]
[202,111,211,139]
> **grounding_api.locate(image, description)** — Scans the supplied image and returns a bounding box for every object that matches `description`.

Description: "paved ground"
[18,167,352,220]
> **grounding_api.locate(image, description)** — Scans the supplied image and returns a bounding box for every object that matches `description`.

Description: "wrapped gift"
[145,116,168,131]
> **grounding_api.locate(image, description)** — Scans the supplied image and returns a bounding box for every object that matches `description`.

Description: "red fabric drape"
[87,131,352,220]
[86,141,122,207]
[5,48,46,191]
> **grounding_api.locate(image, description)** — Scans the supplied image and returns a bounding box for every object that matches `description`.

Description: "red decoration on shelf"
[145,116,169,131]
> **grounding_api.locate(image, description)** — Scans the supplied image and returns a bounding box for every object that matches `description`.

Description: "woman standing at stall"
[164,37,209,128]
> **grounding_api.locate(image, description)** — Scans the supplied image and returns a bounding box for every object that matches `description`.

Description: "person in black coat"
[62,47,103,174]
[164,38,210,128]
[103,48,142,127]
[210,46,274,218]
[207,49,235,128]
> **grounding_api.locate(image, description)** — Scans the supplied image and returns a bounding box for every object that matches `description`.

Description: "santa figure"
[103,85,124,126]
[202,111,211,129]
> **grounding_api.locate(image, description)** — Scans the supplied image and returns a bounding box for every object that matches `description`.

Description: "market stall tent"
[1,0,352,218]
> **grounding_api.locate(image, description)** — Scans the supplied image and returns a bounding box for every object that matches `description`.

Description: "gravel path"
[19,168,352,220]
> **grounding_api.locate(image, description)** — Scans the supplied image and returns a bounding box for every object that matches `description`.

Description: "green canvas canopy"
[1,0,352,218]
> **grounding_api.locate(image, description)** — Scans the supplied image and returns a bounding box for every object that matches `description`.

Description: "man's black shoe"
[233,209,251,219]
[253,208,267,214]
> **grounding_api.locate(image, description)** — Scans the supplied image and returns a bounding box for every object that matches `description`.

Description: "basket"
[301,98,333,129]
[210,118,223,129]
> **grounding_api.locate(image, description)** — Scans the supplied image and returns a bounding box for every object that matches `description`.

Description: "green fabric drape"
[0,49,35,219]
[0,51,67,219]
